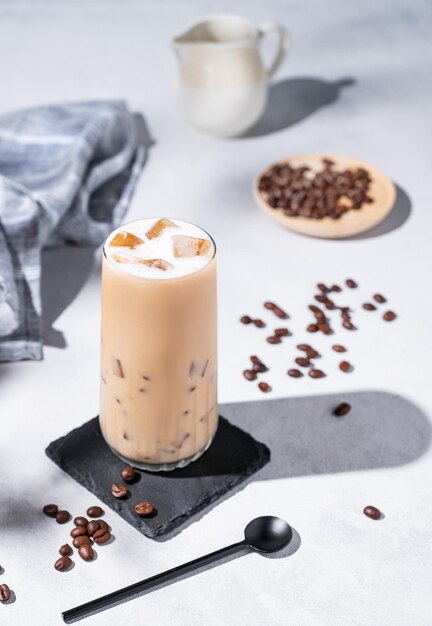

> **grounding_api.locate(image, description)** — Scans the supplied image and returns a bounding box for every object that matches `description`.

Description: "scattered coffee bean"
[264,301,288,319]
[258,382,271,393]
[264,301,276,310]
[73,535,92,548]
[111,483,128,499]
[331,284,341,292]
[243,369,257,381]
[333,402,351,416]
[332,344,346,353]
[324,300,335,310]
[309,369,325,378]
[87,506,104,518]
[252,362,267,373]
[59,544,72,556]
[0,584,11,603]
[306,348,320,358]
[287,369,303,378]
[307,323,318,333]
[339,361,353,373]
[93,531,112,545]
[342,320,356,330]
[373,293,386,304]
[383,311,397,321]
[295,357,311,367]
[297,343,312,352]
[73,516,88,527]
[240,315,252,324]
[315,294,327,303]
[363,303,376,311]
[78,544,95,562]
[274,327,290,337]
[55,556,72,572]
[70,525,87,538]
[43,504,58,518]
[267,335,281,344]
[252,319,266,328]
[121,466,136,483]
[363,505,382,520]
[56,510,71,524]
[86,521,101,536]
[96,519,109,532]
[345,279,357,288]
[317,283,329,293]
[317,322,332,335]
[135,501,154,517]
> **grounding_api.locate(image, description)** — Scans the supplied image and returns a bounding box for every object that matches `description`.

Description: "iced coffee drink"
[100,218,217,471]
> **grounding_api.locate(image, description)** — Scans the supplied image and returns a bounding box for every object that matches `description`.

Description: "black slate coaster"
[46,415,270,539]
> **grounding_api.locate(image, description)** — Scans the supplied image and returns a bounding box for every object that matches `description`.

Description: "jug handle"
[258,21,289,79]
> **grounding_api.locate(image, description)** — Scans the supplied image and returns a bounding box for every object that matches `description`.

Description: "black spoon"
[62,516,292,624]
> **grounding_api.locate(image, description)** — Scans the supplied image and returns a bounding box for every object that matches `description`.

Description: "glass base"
[110,433,215,472]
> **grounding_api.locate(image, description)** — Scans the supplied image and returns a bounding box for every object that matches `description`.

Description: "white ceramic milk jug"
[172,14,289,137]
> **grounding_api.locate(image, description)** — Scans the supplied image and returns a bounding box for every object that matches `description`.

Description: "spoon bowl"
[245,516,293,553]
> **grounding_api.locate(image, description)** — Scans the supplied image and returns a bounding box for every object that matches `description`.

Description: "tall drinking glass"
[99,218,217,471]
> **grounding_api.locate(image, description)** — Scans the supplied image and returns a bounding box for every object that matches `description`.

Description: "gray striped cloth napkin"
[0,101,146,362]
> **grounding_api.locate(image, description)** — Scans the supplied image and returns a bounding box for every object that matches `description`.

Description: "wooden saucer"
[253,153,396,239]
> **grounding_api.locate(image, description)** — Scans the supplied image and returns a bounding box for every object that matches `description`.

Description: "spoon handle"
[62,539,248,623]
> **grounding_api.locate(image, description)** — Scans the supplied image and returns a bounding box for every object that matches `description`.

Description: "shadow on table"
[348,184,411,239]
[241,76,355,138]
[156,390,430,540]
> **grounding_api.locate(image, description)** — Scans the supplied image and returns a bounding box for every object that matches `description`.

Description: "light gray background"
[0,1,431,624]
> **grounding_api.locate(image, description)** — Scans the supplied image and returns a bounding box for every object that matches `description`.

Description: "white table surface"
[0,1,431,624]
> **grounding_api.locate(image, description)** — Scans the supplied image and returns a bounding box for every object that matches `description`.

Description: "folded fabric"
[0,101,146,361]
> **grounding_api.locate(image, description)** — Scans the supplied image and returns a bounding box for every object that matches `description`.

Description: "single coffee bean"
[73,535,92,548]
[317,283,329,293]
[287,369,303,378]
[240,315,252,324]
[43,504,58,518]
[87,506,104,518]
[78,544,95,562]
[342,320,356,330]
[59,544,72,556]
[345,278,357,288]
[332,344,346,353]
[339,360,353,373]
[111,483,128,499]
[56,510,71,524]
[121,466,136,483]
[250,355,261,364]
[264,301,276,310]
[0,584,11,603]
[363,505,382,520]
[267,335,281,344]
[297,343,312,352]
[73,516,88,527]
[252,362,267,373]
[70,525,87,538]
[309,369,325,379]
[253,319,266,328]
[93,531,112,545]
[324,300,336,310]
[295,357,311,367]
[135,501,154,517]
[258,382,272,392]
[315,294,327,303]
[272,306,288,319]
[318,322,332,334]
[383,310,397,321]
[274,327,289,337]
[95,519,109,532]
[306,348,319,358]
[307,323,318,333]
[54,556,72,572]
[363,303,376,311]
[373,293,386,303]
[333,402,351,417]
[331,284,341,292]
[86,521,101,536]
[243,369,257,381]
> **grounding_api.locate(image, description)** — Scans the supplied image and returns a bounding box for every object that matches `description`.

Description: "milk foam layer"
[105,218,214,279]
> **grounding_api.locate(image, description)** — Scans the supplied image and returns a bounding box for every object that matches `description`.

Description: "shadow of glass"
[242,76,355,138]
[348,184,411,239]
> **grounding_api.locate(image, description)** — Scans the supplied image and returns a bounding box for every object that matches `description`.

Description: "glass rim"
[102,217,217,281]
